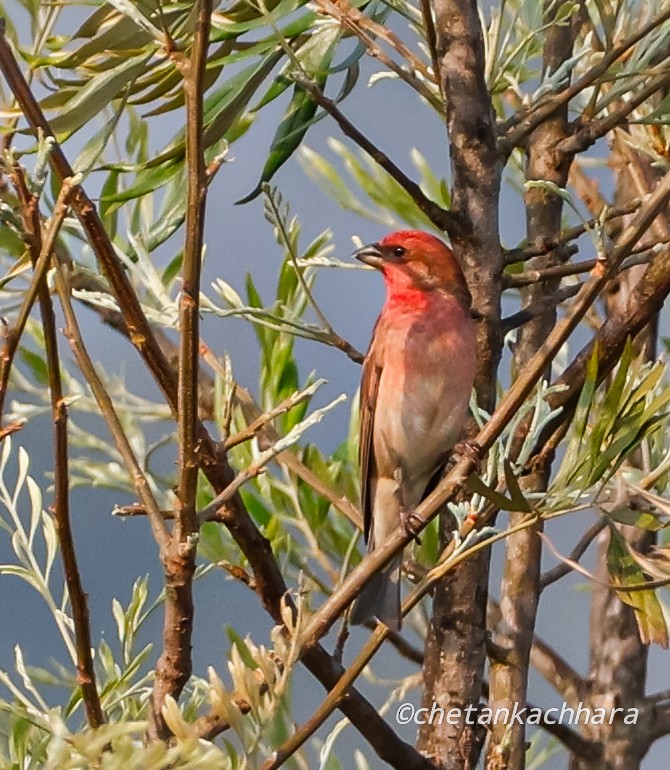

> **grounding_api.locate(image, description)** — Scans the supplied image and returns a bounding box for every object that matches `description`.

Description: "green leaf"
[49,14,152,69]
[226,628,258,670]
[72,86,130,175]
[503,459,532,512]
[466,473,531,513]
[605,507,670,531]
[101,160,182,206]
[607,526,668,647]
[239,27,341,203]
[18,348,48,385]
[47,54,150,137]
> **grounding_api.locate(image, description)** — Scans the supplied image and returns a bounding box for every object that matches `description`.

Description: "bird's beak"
[353,243,385,268]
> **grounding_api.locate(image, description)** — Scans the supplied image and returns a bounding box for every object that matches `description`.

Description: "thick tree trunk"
[419,2,503,767]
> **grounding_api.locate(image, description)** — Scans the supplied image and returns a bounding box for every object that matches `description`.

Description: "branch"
[150,0,212,742]
[11,166,104,728]
[504,250,655,289]
[556,69,670,156]
[0,176,76,422]
[540,517,607,590]
[313,0,441,109]
[502,284,581,334]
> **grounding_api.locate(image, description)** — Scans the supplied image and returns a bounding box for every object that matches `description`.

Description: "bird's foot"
[399,507,423,544]
[452,440,483,473]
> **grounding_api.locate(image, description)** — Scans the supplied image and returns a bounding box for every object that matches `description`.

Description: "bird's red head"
[354,230,471,308]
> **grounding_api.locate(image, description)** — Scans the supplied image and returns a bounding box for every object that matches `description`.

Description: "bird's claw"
[400,508,423,544]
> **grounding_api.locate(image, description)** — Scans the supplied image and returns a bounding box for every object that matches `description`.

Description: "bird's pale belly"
[373,347,471,502]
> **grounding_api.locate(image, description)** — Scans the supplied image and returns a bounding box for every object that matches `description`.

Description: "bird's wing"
[359,330,382,544]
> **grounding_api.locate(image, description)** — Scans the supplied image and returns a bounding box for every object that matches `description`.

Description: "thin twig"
[12,166,104,728]
[504,250,655,288]
[223,380,325,451]
[263,189,362,362]
[540,517,608,589]
[313,0,440,109]
[0,176,76,421]
[55,268,170,553]
[419,0,440,90]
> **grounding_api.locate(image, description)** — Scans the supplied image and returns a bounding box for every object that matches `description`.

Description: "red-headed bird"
[350,231,477,630]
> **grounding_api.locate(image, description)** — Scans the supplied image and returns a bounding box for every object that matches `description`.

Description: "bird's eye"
[392,246,406,258]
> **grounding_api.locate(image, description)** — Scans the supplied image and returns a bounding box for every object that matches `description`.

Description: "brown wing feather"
[359,327,383,544]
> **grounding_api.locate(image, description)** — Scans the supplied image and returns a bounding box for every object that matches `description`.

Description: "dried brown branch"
[11,167,104,728]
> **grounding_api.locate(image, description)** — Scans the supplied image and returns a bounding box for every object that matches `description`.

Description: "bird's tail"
[350,554,402,631]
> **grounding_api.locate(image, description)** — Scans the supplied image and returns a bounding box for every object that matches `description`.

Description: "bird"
[349,230,477,631]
